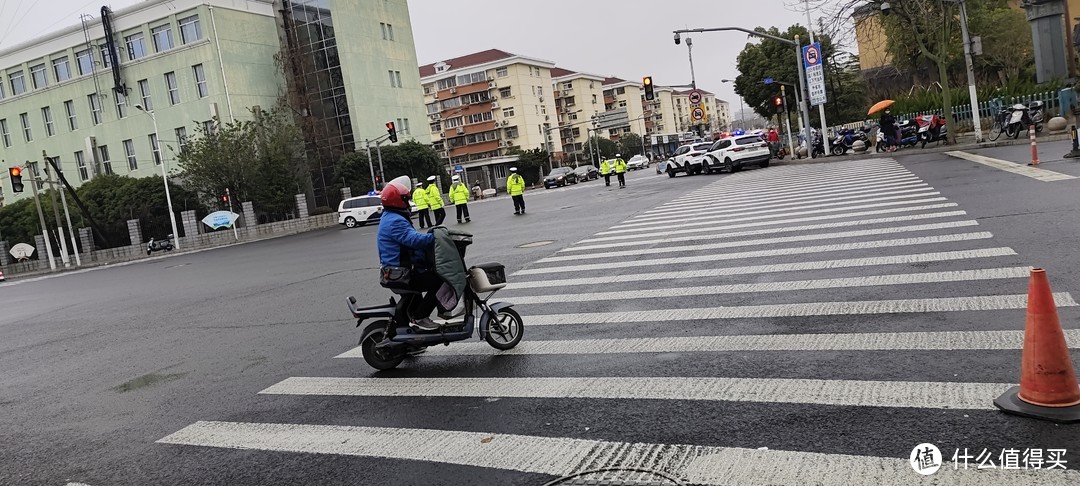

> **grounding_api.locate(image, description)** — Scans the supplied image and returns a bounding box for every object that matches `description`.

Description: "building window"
[126,32,147,60]
[618,100,626,108]
[64,100,77,131]
[75,151,88,181]
[88,93,103,125]
[401,118,410,135]
[175,127,188,153]
[152,24,174,52]
[42,107,55,137]
[202,120,217,135]
[193,64,208,98]
[30,64,48,89]
[494,165,507,178]
[440,97,461,110]
[436,77,456,90]
[99,145,113,175]
[466,112,493,124]
[165,72,180,104]
[99,45,117,68]
[502,107,514,117]
[124,139,138,171]
[76,49,93,75]
[456,72,487,85]
[499,87,511,98]
[0,119,9,147]
[423,83,433,94]
[149,134,161,165]
[380,22,394,40]
[19,113,32,141]
[0,81,4,100]
[138,79,153,111]
[27,161,42,189]
[496,67,507,77]
[53,57,71,82]
[179,15,202,44]
[505,126,518,138]
[115,92,128,118]
[444,117,463,128]
[429,121,440,133]
[569,112,578,120]
[388,70,402,88]
[9,71,25,95]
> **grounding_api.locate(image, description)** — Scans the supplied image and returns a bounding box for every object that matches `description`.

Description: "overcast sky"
[0,0,847,116]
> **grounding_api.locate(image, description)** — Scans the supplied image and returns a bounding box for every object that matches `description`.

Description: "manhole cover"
[517,240,555,248]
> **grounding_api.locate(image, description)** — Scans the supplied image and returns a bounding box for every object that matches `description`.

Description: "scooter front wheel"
[486,308,523,350]
[360,323,404,370]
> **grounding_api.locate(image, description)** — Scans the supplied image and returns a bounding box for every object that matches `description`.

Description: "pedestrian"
[472,183,482,200]
[600,158,612,186]
[412,180,431,229]
[424,175,446,225]
[767,127,780,158]
[880,108,897,152]
[449,175,471,223]
[614,153,627,188]
[507,167,526,215]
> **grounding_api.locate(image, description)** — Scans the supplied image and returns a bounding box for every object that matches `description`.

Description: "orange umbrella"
[868,100,895,115]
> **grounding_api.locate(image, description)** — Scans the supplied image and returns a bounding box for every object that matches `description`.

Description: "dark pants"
[604,173,611,186]
[433,207,446,225]
[616,172,626,187]
[406,270,443,320]
[456,204,470,221]
[512,195,525,213]
[418,208,431,228]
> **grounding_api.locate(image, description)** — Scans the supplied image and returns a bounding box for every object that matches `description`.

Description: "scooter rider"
[377,175,441,331]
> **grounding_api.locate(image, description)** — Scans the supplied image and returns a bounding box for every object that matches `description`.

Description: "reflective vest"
[425,184,444,209]
[600,160,611,175]
[449,182,470,205]
[507,174,525,196]
[411,189,429,210]
[614,158,627,173]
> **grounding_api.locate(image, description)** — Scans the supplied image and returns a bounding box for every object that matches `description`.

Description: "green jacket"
[425,184,444,210]
[507,174,525,196]
[449,182,470,205]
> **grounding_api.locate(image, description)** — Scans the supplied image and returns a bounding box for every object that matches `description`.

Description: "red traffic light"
[774,97,782,106]
[222,195,229,203]
[9,167,21,177]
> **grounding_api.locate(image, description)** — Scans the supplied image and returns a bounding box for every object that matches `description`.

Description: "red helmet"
[380,175,412,209]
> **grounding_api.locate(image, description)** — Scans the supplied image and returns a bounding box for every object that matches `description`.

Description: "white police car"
[338,192,418,228]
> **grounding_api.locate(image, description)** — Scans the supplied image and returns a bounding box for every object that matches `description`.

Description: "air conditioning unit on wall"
[450,88,457,94]
[456,127,464,134]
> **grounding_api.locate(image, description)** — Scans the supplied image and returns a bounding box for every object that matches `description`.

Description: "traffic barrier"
[1028,125,1039,166]
[994,268,1080,423]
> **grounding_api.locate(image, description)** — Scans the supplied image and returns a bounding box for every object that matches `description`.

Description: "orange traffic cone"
[994,268,1080,423]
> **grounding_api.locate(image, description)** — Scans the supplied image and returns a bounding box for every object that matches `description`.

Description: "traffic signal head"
[222,194,229,203]
[774,96,784,114]
[643,76,655,101]
[386,121,398,143]
[8,167,23,193]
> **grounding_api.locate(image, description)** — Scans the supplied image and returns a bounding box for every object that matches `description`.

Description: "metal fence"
[835,90,1067,133]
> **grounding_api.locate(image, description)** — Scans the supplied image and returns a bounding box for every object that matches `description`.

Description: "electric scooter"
[147,234,174,255]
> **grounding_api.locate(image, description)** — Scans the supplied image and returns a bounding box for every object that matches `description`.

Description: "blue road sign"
[763,78,774,85]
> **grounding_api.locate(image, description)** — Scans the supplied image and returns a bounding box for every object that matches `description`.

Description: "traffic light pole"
[27,169,57,271]
[781,86,795,157]
[226,187,238,240]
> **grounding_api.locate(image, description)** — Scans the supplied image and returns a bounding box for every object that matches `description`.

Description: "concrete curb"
[771,131,1072,166]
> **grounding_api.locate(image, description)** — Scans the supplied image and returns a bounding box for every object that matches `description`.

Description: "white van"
[338,195,384,228]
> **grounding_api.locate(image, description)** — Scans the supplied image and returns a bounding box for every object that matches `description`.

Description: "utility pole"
[41,156,71,267]
[953,0,983,142]
[44,155,82,266]
[27,163,56,271]
[364,141,376,190]
[226,187,238,240]
[805,0,832,155]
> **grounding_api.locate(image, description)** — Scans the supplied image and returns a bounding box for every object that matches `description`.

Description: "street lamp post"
[135,104,181,250]
[720,79,745,130]
[946,0,982,142]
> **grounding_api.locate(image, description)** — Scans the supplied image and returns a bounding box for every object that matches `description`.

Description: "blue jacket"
[377,209,434,270]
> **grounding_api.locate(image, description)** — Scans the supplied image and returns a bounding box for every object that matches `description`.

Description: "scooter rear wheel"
[361,323,405,370]
[485,308,523,350]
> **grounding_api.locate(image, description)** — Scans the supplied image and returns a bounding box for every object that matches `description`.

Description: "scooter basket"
[469,263,506,292]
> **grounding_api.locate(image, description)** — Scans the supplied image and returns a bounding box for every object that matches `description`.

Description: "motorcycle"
[914,114,948,148]
[1004,103,1036,139]
[830,128,867,156]
[146,234,174,255]
[347,230,523,370]
[811,133,826,158]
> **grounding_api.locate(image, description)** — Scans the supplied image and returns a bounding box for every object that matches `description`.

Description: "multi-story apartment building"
[420,49,558,189]
[643,85,677,139]
[0,0,428,207]
[601,77,646,142]
[715,99,731,131]
[550,67,605,165]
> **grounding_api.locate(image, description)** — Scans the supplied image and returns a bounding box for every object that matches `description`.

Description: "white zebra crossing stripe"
[516,232,993,275]
[539,221,980,263]
[335,329,1080,358]
[579,203,961,244]
[257,376,1006,410]
[595,197,951,235]
[563,211,970,252]
[506,267,1030,304]
[525,293,1077,326]
[157,421,1078,485]
[945,151,1078,182]
[510,248,1016,289]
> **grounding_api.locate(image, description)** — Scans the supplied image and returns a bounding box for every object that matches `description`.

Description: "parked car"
[703,135,771,174]
[573,165,599,181]
[544,167,578,188]
[663,142,713,177]
[337,194,416,228]
[626,154,649,170]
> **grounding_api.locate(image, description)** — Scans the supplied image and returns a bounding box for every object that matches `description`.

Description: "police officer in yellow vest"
[507,167,526,215]
[448,174,471,223]
[424,175,446,225]
[412,182,431,229]
[600,158,612,186]
[614,153,628,188]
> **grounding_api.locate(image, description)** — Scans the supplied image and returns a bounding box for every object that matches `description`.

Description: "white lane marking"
[596,197,951,235]
[510,248,1016,289]
[563,211,969,252]
[646,173,920,211]
[634,180,928,219]
[336,329,1080,358]
[516,232,993,275]
[508,267,1029,304]
[580,203,961,243]
[614,192,942,230]
[526,293,1077,326]
[540,221,979,263]
[157,421,1076,485]
[945,151,1078,182]
[258,376,1007,411]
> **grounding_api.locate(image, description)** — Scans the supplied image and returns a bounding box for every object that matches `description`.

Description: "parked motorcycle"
[347,230,523,370]
[914,114,948,148]
[811,133,826,158]
[146,235,174,255]
[830,128,867,156]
